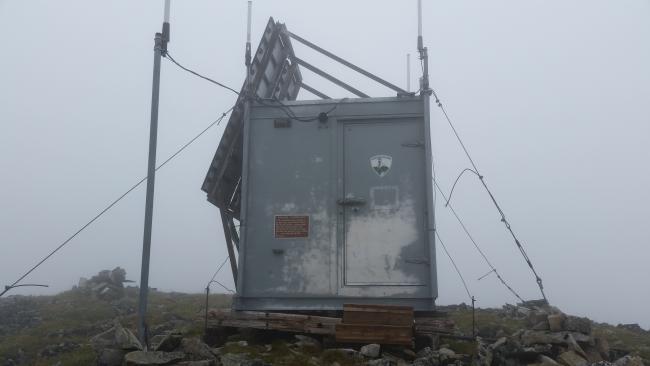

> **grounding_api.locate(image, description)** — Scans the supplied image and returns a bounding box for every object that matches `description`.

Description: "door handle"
[337,197,366,206]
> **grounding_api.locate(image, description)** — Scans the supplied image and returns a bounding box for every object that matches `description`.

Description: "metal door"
[342,119,428,286]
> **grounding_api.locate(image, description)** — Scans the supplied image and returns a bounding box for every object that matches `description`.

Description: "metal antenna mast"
[407,53,411,92]
[418,0,438,307]
[138,0,171,349]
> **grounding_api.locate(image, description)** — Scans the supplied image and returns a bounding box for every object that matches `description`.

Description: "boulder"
[109,267,127,285]
[529,310,551,327]
[583,344,604,364]
[538,355,561,365]
[548,314,567,332]
[557,351,588,366]
[179,338,216,361]
[596,337,611,360]
[565,316,592,335]
[294,334,321,349]
[520,330,592,346]
[565,333,588,359]
[412,358,437,366]
[438,347,456,357]
[614,355,645,366]
[533,321,551,330]
[176,361,215,366]
[124,351,185,365]
[153,332,183,352]
[96,348,126,366]
[367,359,396,366]
[90,321,142,351]
[220,353,270,366]
[360,343,381,358]
[416,347,435,359]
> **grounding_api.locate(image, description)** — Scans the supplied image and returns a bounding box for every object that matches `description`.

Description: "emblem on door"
[370,155,392,177]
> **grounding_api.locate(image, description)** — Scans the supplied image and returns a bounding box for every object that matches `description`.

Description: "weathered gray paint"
[234,97,437,311]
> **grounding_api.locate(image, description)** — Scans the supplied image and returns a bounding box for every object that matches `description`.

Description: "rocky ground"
[1,269,648,365]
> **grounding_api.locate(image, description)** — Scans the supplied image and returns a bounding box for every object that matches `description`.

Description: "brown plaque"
[275,215,309,238]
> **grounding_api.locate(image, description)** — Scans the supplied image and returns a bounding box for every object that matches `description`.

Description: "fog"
[0,1,648,328]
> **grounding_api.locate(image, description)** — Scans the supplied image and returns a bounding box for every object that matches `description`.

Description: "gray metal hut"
[202,18,437,311]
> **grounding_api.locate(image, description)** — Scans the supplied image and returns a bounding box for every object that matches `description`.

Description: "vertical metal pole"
[236,0,253,299]
[204,286,210,333]
[472,296,476,338]
[418,0,437,308]
[138,32,163,349]
[138,1,170,347]
[407,54,411,92]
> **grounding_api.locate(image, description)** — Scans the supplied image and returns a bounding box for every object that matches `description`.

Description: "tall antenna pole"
[407,53,411,92]
[246,1,252,68]
[138,0,170,349]
[236,0,254,298]
[417,0,437,309]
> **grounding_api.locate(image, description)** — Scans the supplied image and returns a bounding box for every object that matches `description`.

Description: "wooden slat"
[342,304,413,326]
[205,310,341,335]
[335,324,413,346]
[413,317,455,334]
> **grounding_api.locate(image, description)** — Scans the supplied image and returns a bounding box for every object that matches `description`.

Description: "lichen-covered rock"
[96,348,126,366]
[614,355,645,366]
[412,357,437,366]
[90,321,142,351]
[152,332,183,352]
[220,353,270,366]
[294,334,321,349]
[565,316,592,335]
[366,358,396,366]
[360,343,381,358]
[548,313,567,332]
[557,350,588,366]
[179,338,216,361]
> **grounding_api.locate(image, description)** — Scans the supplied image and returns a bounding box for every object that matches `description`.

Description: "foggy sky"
[0,1,648,328]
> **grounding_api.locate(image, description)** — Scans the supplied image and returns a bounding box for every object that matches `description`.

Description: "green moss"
[0,290,232,364]
[32,345,96,366]
[448,309,526,337]
[593,325,650,362]
[445,339,478,355]
[320,349,364,366]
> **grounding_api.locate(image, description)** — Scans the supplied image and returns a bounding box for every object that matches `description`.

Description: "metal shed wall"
[234,96,437,311]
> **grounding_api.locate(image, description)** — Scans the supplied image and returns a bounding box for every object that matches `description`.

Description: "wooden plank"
[342,303,413,326]
[208,310,341,324]
[205,310,340,335]
[413,317,455,335]
[335,324,412,346]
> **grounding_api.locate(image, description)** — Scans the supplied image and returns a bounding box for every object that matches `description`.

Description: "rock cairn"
[78,267,129,301]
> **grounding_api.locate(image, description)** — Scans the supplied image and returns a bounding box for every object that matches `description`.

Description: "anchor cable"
[431,89,547,302]
[164,51,240,96]
[1,106,235,297]
[434,179,525,303]
[436,231,473,302]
